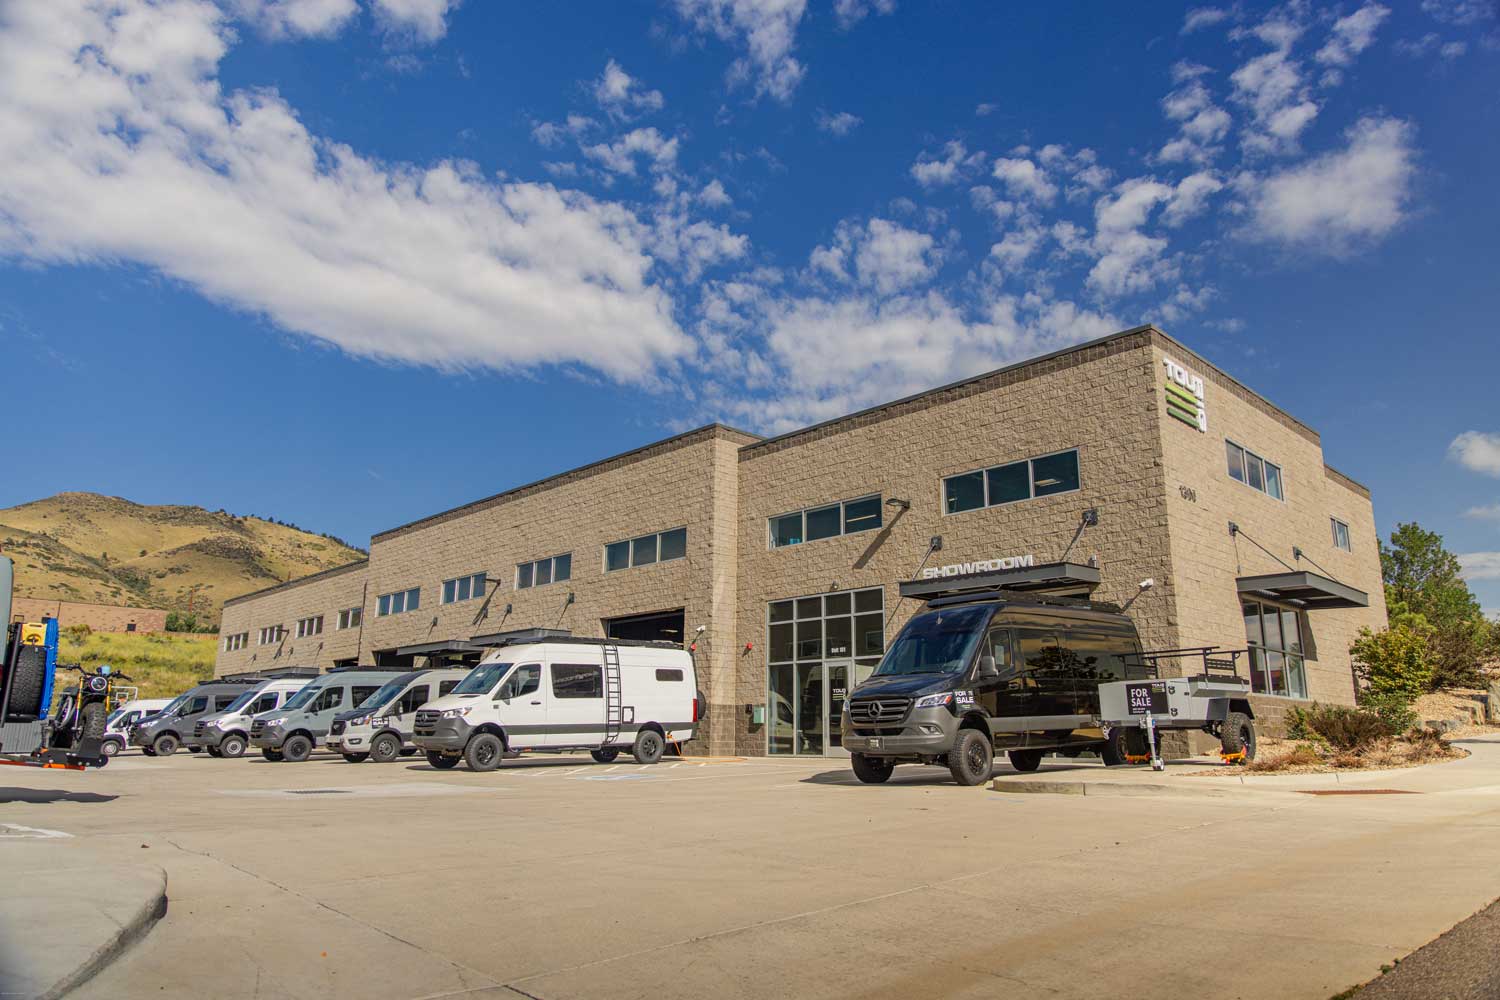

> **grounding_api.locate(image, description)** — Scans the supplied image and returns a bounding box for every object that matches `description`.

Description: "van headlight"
[914,693,953,709]
[348,714,373,727]
[261,717,286,727]
[439,707,471,719]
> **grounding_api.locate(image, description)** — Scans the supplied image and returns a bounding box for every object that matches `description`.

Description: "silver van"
[131,680,258,756]
[188,676,312,758]
[327,668,469,763]
[248,669,405,762]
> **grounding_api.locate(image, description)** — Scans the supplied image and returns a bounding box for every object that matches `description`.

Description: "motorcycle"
[47,664,133,768]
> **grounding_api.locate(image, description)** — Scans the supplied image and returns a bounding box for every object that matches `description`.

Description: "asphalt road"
[3,743,1500,1000]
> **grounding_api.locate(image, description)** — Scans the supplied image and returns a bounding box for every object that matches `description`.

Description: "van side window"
[352,685,382,705]
[497,665,541,700]
[185,697,208,715]
[655,668,685,682]
[251,694,278,713]
[552,664,603,699]
[395,685,428,714]
[437,680,460,697]
[311,688,342,712]
[983,629,1013,677]
[1064,632,1128,685]
[214,695,238,711]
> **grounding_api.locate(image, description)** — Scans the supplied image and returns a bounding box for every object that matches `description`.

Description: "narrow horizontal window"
[1226,440,1285,500]
[945,449,1080,515]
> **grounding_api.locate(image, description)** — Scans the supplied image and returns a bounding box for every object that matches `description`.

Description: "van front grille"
[250,721,266,737]
[193,722,206,737]
[849,697,912,726]
[330,720,346,736]
[415,710,440,728]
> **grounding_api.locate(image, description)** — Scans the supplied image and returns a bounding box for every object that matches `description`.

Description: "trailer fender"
[1229,699,1254,720]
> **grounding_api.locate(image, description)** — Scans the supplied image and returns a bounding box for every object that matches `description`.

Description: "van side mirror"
[977,655,998,678]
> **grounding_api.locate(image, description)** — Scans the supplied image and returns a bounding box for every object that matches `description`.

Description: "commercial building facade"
[9,597,168,634]
[217,326,1386,756]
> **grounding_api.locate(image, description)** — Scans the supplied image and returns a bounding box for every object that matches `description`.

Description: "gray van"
[131,679,259,756]
[326,668,469,763]
[248,669,405,762]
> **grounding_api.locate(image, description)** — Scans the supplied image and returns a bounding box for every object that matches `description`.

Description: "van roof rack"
[480,635,682,651]
[220,666,321,682]
[922,589,1124,614]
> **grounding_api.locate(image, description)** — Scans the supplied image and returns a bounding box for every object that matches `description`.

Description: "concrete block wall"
[8,598,168,634]
[216,561,368,674]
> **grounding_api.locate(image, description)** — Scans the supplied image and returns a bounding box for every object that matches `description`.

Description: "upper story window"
[257,626,285,646]
[1331,517,1352,551]
[770,495,882,548]
[376,587,420,617]
[605,527,687,572]
[295,615,324,638]
[336,607,362,630]
[943,449,1080,515]
[223,632,248,652]
[1226,440,1284,500]
[442,572,488,605]
[517,554,571,589]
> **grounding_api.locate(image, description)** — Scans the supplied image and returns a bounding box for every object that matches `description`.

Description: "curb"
[37,867,167,1000]
[990,778,1252,798]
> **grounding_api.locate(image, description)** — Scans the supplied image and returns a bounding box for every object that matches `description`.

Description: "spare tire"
[3,645,47,721]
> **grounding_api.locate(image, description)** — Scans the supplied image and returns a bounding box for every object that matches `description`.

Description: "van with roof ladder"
[411,637,698,772]
[249,668,406,762]
[101,698,170,757]
[327,668,469,763]
[131,679,260,756]
[842,589,1152,786]
[187,676,312,758]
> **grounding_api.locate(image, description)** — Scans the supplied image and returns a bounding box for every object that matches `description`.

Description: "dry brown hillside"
[0,492,365,626]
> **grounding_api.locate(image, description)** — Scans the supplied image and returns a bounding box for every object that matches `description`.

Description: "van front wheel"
[465,733,505,771]
[281,735,314,763]
[851,753,894,784]
[948,729,993,786]
[370,733,402,763]
[220,734,247,758]
[152,734,179,757]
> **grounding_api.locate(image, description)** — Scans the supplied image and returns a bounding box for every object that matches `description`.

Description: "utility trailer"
[1098,647,1259,771]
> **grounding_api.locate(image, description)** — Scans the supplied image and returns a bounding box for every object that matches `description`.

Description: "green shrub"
[1357,690,1418,736]
[1285,705,1315,741]
[1350,623,1433,700]
[1301,704,1393,751]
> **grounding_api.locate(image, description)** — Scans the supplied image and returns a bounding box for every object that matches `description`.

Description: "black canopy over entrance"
[898,561,1102,602]
[1236,571,1368,611]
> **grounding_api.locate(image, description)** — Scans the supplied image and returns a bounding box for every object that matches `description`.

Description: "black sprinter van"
[842,590,1145,785]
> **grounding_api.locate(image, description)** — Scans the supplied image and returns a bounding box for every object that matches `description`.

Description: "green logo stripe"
[1164,381,1199,406]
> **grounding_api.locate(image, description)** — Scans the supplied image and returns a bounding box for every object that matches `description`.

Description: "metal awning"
[1237,571,1368,610]
[468,627,573,648]
[899,561,1102,601]
[394,639,480,657]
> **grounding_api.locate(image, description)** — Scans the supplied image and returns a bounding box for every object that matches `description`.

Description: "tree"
[1380,522,1488,689]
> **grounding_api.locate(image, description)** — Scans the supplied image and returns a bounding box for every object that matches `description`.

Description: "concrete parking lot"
[4,743,1500,1000]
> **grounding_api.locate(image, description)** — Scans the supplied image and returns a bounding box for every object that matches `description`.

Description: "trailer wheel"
[281,735,314,763]
[591,748,620,763]
[426,752,459,770]
[851,753,894,784]
[370,733,402,763]
[1221,712,1257,763]
[342,752,369,763]
[948,729,994,785]
[1100,727,1130,766]
[1007,749,1043,773]
[631,729,665,765]
[152,733,179,756]
[465,733,504,772]
[262,748,284,762]
[220,734,247,758]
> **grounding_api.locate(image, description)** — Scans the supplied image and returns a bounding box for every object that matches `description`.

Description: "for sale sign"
[1126,682,1168,715]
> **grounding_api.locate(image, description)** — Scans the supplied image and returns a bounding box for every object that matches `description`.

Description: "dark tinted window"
[438,680,460,697]
[605,541,630,572]
[986,461,1029,505]
[185,697,208,715]
[554,554,571,581]
[805,504,841,541]
[396,686,429,714]
[944,470,985,513]
[1032,451,1080,497]
[843,496,882,533]
[251,694,278,713]
[214,695,238,711]
[552,664,603,699]
[655,668,685,682]
[659,527,687,561]
[771,512,802,547]
[311,688,342,712]
[1059,632,1128,685]
[352,685,381,705]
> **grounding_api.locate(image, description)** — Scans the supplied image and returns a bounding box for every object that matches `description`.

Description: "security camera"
[1139,579,1155,591]
[695,625,707,634]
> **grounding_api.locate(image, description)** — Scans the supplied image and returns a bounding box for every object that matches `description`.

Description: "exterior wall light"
[884,497,912,511]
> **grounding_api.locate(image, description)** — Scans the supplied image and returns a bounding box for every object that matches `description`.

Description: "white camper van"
[411,638,698,772]
[102,698,171,757]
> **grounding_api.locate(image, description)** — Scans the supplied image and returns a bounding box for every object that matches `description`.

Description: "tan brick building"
[216,326,1387,757]
[10,598,168,634]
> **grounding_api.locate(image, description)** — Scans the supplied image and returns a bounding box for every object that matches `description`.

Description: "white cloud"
[1230,16,1321,155]
[1316,4,1390,67]
[1464,503,1500,521]
[1162,172,1224,226]
[911,141,982,188]
[368,0,459,42]
[833,0,895,30]
[1421,0,1496,26]
[227,0,357,38]
[975,102,997,117]
[697,179,732,207]
[1441,40,1470,57]
[989,227,1042,271]
[1458,552,1500,581]
[1182,7,1231,33]
[581,127,679,176]
[992,157,1057,203]
[810,218,940,296]
[0,0,695,383]
[1086,177,1180,297]
[1245,116,1417,253]
[814,109,862,136]
[1451,431,1500,475]
[592,60,664,120]
[672,0,808,102]
[1157,77,1232,163]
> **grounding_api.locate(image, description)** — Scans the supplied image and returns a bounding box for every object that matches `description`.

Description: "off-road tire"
[631,729,665,765]
[141,746,158,757]
[206,746,223,758]
[1102,725,1152,766]
[465,733,504,772]
[261,748,284,761]
[851,753,895,784]
[102,738,124,758]
[1007,749,1043,773]
[1221,712,1257,763]
[220,734,247,759]
[281,734,314,763]
[426,751,460,769]
[4,645,47,720]
[152,733,179,756]
[370,733,402,763]
[342,752,369,763]
[948,728,994,786]
[81,701,108,741]
[591,748,620,763]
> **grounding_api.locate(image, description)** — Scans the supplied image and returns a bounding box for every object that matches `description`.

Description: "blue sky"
[1,0,1498,611]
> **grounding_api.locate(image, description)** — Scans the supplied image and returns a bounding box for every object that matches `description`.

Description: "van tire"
[1007,749,1043,773]
[220,734,247,758]
[399,748,418,757]
[591,748,620,763]
[152,733,179,756]
[262,748,284,762]
[281,735,314,763]
[426,752,460,769]
[206,746,223,758]
[342,752,369,763]
[187,745,202,753]
[851,753,894,784]
[102,738,123,758]
[631,729,665,765]
[465,733,504,772]
[948,729,994,785]
[1221,712,1257,762]
[141,746,157,757]
[370,734,402,763]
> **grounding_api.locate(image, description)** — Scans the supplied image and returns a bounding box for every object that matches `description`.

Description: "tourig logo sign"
[1162,356,1208,433]
[921,554,1036,579]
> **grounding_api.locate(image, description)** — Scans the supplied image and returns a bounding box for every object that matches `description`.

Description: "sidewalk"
[0,842,166,1000]
[991,735,1500,797]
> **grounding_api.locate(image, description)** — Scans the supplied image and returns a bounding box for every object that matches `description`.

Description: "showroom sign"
[920,554,1036,579]
[1163,356,1208,433]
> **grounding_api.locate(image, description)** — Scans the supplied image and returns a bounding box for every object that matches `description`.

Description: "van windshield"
[107,709,129,727]
[280,683,325,712]
[453,662,512,695]
[356,677,409,711]
[160,694,190,716]
[222,689,261,714]
[872,605,990,677]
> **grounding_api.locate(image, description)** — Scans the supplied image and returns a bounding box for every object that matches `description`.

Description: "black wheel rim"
[967,740,988,774]
[477,742,496,766]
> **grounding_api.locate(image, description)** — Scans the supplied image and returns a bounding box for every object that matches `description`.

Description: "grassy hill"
[1,492,365,627]
[60,629,218,699]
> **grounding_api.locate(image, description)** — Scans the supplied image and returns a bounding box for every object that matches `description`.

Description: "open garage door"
[604,608,685,645]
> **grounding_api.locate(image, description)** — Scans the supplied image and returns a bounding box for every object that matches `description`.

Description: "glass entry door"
[767,587,886,756]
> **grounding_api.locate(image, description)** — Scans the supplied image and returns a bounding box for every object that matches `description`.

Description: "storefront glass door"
[767,588,885,756]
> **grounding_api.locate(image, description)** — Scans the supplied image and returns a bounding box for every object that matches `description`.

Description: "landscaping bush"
[1300,703,1393,751]
[1285,705,1315,741]
[1248,743,1321,772]
[1356,690,1418,737]
[1350,622,1433,700]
